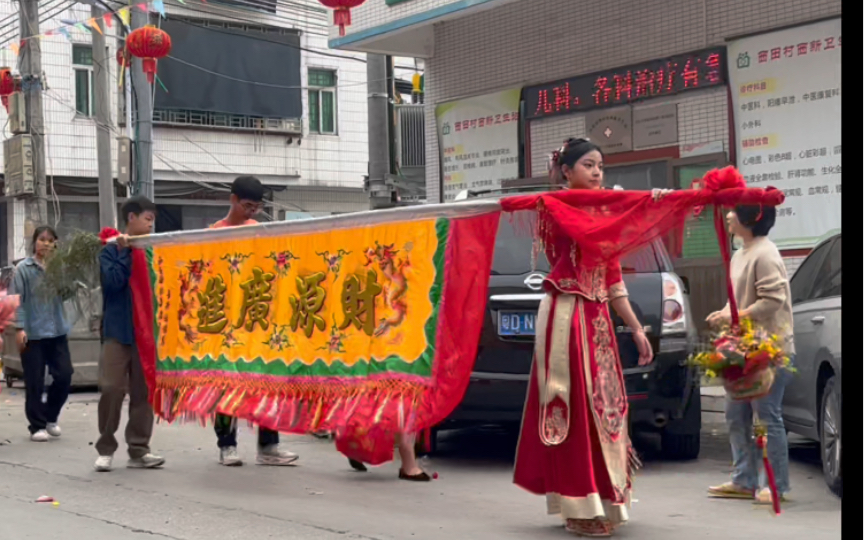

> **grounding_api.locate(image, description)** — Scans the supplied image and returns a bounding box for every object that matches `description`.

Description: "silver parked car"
[782,234,841,496]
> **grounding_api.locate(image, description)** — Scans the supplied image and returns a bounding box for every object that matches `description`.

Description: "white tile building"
[0,0,372,265]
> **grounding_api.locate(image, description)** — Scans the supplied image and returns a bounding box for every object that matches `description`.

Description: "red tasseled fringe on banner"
[150,383,426,436]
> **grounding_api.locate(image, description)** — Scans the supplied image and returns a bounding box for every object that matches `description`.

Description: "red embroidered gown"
[513,232,634,531]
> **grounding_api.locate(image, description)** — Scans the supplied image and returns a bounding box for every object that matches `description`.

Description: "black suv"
[436,192,702,460]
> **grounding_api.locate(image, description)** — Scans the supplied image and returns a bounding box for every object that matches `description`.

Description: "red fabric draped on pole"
[319,1,367,37]
[500,167,783,271]
[100,228,158,401]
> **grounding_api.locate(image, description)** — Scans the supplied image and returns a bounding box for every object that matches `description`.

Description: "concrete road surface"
[0,390,841,540]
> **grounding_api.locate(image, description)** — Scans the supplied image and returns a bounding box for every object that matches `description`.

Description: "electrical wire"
[202,0,329,21]
[7,2,389,214]
[0,0,67,37]
[165,0,330,37]
[0,0,71,47]
[10,0,73,225]
[165,16,422,71]
[41,89,318,215]
[165,54,400,91]
[168,16,364,63]
[1,2,423,75]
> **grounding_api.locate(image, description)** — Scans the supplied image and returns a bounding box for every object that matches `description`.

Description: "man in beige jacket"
[706,203,795,506]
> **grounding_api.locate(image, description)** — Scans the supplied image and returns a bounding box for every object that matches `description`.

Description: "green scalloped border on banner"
[147,246,159,349]
[154,217,451,380]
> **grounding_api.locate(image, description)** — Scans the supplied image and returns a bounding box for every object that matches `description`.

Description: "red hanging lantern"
[319,1,366,37]
[126,25,172,84]
[0,67,17,113]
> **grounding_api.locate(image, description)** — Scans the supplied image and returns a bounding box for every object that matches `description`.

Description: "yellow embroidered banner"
[153,219,441,376]
[139,208,501,437]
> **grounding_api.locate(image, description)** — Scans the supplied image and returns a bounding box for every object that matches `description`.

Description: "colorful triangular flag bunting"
[118,8,131,27]
[88,18,103,35]
[153,0,166,17]
[103,13,113,29]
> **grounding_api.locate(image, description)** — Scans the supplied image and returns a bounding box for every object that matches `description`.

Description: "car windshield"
[492,214,665,276]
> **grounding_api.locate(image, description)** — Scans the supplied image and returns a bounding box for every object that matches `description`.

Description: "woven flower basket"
[724,368,775,401]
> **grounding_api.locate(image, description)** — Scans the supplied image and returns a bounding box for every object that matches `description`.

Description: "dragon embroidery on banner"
[363,241,411,338]
[176,259,212,346]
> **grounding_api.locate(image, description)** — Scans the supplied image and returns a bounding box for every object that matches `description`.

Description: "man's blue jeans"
[725,361,793,495]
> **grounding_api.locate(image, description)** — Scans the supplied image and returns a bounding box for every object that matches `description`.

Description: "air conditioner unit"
[3,135,35,197]
[8,92,26,134]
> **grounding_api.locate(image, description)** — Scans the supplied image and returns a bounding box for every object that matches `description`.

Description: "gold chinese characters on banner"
[151,220,441,370]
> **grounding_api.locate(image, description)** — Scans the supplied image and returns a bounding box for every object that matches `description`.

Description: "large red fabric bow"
[99,227,121,245]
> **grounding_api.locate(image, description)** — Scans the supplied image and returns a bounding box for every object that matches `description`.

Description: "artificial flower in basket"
[689,318,794,400]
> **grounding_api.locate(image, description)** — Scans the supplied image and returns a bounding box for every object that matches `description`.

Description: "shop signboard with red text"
[523,48,727,120]
[728,19,841,249]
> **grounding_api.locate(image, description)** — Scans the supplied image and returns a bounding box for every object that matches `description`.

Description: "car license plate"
[498,311,536,336]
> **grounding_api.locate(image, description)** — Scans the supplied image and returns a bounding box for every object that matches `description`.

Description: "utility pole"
[367,54,391,210]
[92,6,115,229]
[18,0,48,246]
[130,8,154,200]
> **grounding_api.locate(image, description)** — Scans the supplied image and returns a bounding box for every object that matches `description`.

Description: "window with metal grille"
[308,69,337,135]
[73,45,95,117]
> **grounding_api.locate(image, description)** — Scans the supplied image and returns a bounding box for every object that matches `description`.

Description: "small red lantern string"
[318,1,367,37]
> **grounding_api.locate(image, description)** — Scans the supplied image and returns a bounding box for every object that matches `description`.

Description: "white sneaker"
[46,423,62,438]
[30,430,50,442]
[257,445,299,466]
[94,456,113,472]
[127,453,166,469]
[219,446,243,467]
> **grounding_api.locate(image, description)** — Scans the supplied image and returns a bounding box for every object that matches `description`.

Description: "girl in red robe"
[513,138,656,537]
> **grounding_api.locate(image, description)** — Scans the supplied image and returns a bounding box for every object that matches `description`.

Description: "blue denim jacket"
[12,257,70,340]
[100,244,135,345]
